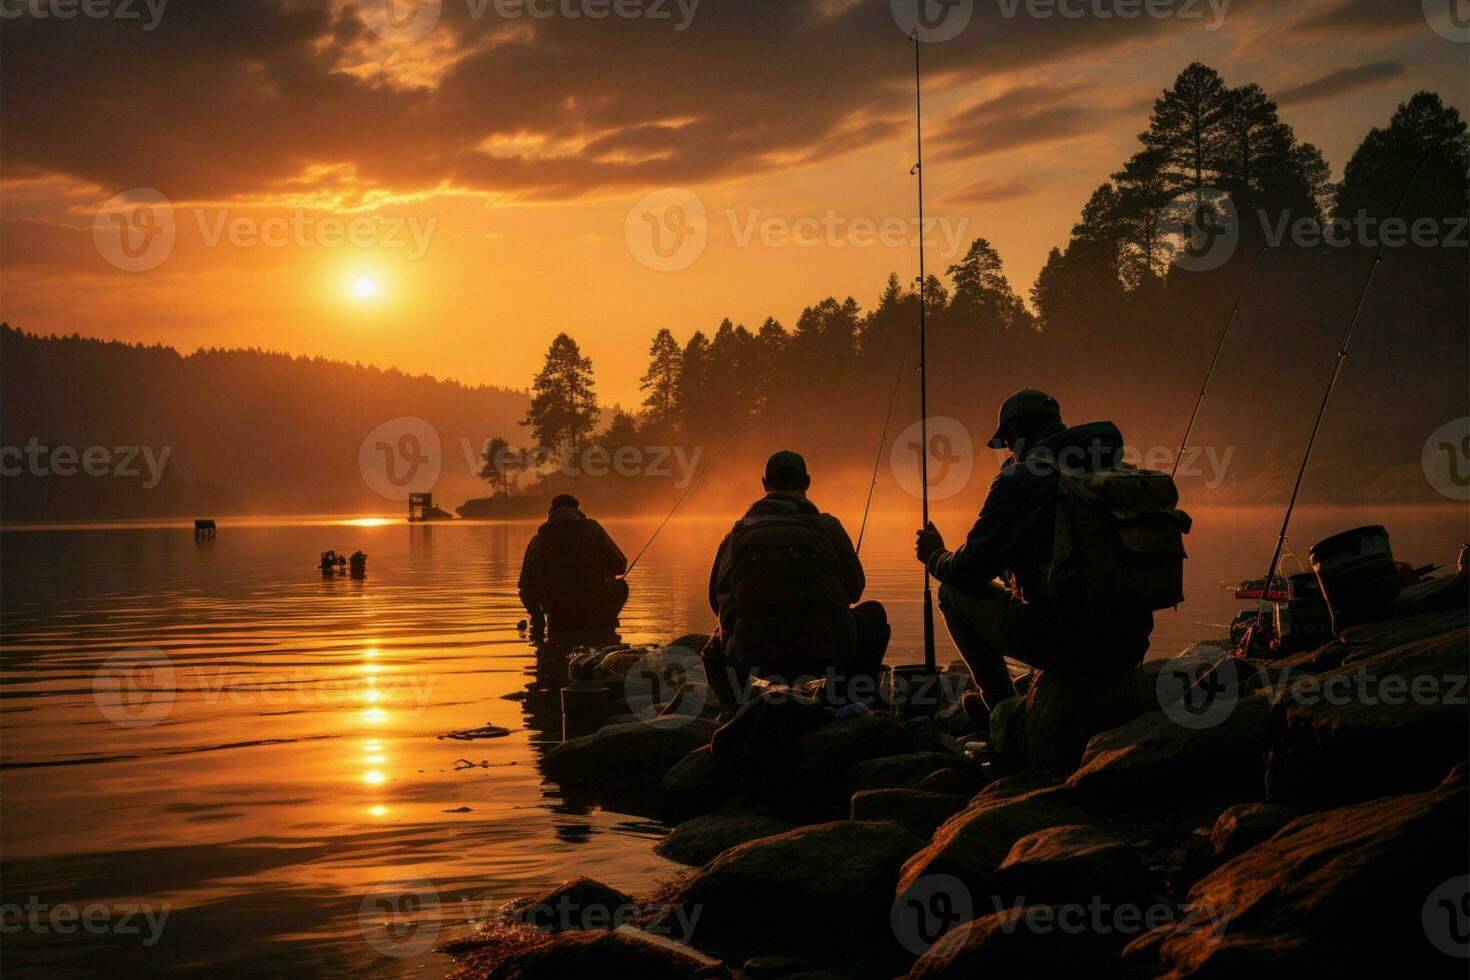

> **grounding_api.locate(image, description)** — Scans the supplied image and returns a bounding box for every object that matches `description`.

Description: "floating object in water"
[193,519,216,539]
[408,491,453,523]
[438,723,511,741]
[349,550,368,579]
[320,550,347,576]
[1309,525,1402,634]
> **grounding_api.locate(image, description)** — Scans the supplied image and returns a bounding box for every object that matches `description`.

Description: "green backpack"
[1048,465,1192,614]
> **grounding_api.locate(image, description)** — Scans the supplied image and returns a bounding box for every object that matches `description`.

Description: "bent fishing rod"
[1254,156,1431,625]
[911,29,938,672]
[1171,244,1267,479]
[855,328,918,557]
[622,427,739,578]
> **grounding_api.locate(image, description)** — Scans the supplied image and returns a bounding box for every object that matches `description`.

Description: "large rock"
[660,819,925,961]
[508,877,633,932]
[846,752,984,794]
[987,824,1157,909]
[905,907,1126,979]
[1017,666,1164,772]
[469,930,727,980]
[1207,803,1298,859]
[655,803,795,867]
[1136,765,1469,978]
[736,714,920,819]
[1066,695,1272,804]
[1264,617,1469,807]
[850,789,971,839]
[896,785,1096,895]
[660,746,733,823]
[543,718,719,792]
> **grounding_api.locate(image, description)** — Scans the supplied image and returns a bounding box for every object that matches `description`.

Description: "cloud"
[940,177,1040,204]
[0,0,1184,205]
[1275,62,1405,106]
[1282,0,1427,40]
[931,86,1093,162]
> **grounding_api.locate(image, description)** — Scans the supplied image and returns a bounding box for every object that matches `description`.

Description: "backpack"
[535,516,619,624]
[724,513,854,677]
[1048,464,1191,614]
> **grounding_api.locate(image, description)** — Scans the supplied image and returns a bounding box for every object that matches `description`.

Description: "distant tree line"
[483,65,1468,503]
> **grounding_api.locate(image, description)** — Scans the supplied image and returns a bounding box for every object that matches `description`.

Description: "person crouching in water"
[707,451,890,703]
[915,389,1187,734]
[519,494,629,646]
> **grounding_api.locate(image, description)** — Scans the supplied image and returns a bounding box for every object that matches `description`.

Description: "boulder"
[543,718,720,792]
[973,769,1073,804]
[1138,765,1469,978]
[508,877,633,932]
[846,752,981,793]
[904,907,1126,979]
[1016,665,1163,771]
[850,789,971,839]
[896,786,1096,895]
[915,768,986,797]
[1264,618,1469,807]
[736,713,920,819]
[660,820,925,961]
[1066,695,1272,804]
[660,746,733,823]
[1207,803,1298,859]
[471,930,727,980]
[655,804,795,867]
[987,824,1157,909]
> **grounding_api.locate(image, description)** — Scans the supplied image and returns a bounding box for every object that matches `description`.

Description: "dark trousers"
[937,580,1151,709]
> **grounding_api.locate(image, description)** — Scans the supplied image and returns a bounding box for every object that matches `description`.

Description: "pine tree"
[639,328,682,433]
[522,333,600,456]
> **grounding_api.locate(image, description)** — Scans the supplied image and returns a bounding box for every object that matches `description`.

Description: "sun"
[352,276,379,299]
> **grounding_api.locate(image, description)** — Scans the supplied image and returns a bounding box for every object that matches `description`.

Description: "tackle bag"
[1048,464,1192,614]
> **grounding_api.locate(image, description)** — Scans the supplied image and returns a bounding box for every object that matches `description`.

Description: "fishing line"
[1254,155,1432,626]
[855,331,917,557]
[1171,244,1268,479]
[622,427,740,577]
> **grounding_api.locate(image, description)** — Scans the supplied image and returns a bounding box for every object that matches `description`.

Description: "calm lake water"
[2,506,1465,976]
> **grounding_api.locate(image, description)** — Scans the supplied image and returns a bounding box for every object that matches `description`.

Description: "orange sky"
[3,0,1467,408]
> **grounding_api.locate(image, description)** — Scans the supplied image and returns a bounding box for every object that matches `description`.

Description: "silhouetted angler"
[916,389,1189,730]
[708,451,890,694]
[519,494,629,643]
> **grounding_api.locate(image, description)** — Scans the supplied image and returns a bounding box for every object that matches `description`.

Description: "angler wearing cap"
[708,451,890,694]
[519,493,630,643]
[915,390,1190,731]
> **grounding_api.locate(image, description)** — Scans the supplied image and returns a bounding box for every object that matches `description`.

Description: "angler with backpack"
[706,451,891,698]
[915,389,1191,731]
[519,494,630,644]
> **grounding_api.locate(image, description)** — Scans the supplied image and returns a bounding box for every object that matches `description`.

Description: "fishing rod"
[1171,244,1267,479]
[910,29,937,672]
[622,427,738,577]
[855,329,917,557]
[1254,156,1431,626]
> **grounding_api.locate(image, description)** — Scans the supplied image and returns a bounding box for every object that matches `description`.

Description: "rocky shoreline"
[435,588,1469,979]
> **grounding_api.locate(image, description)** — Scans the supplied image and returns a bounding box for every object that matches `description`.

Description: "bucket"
[1309,525,1401,634]
[560,681,609,740]
[886,665,943,720]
